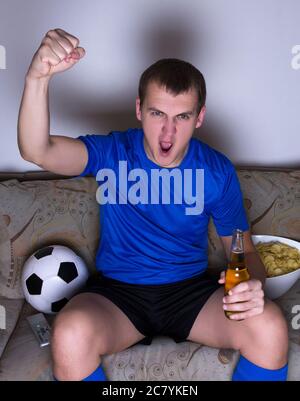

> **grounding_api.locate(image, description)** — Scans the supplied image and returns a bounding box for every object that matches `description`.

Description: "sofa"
[0,166,299,381]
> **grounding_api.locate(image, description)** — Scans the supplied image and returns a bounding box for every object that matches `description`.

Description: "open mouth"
[159,141,173,155]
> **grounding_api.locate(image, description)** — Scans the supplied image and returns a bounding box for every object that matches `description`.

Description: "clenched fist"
[27,28,85,80]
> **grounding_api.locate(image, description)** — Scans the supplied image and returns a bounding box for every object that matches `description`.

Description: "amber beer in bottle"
[224,229,250,319]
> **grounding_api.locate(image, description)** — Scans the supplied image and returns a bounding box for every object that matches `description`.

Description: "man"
[18,28,288,381]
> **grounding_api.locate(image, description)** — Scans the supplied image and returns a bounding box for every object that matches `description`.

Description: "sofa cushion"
[0,297,24,359]
[0,302,52,381]
[102,337,239,381]
[238,169,300,240]
[0,178,99,299]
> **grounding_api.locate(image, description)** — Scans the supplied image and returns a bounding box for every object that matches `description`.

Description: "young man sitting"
[18,28,289,381]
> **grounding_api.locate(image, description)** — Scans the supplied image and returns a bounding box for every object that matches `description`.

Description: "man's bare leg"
[186,287,288,370]
[51,293,145,380]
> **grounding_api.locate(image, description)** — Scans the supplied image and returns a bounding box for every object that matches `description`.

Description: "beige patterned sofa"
[0,167,299,381]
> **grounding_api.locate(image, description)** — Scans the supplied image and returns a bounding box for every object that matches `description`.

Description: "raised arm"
[18,28,87,176]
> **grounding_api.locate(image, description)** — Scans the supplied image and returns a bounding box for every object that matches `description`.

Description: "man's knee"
[241,301,289,363]
[251,301,288,342]
[51,309,108,381]
[51,309,107,362]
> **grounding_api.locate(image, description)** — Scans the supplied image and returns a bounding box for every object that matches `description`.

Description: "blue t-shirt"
[77,128,249,284]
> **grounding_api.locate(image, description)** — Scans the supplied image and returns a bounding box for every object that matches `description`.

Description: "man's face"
[136,81,206,168]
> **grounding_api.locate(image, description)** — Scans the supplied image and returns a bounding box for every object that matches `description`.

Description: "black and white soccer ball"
[21,245,89,314]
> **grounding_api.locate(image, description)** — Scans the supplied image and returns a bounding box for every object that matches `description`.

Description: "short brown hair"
[138,58,206,113]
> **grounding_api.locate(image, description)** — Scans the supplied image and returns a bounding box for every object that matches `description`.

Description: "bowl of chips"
[252,235,300,299]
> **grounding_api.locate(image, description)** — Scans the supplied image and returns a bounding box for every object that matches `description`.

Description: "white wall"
[0,0,299,171]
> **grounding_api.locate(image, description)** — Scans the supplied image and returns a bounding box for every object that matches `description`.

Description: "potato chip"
[255,241,300,277]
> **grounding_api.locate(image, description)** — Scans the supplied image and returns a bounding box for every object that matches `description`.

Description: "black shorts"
[80,270,221,346]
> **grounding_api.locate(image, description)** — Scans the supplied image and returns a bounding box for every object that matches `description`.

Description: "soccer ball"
[22,245,89,314]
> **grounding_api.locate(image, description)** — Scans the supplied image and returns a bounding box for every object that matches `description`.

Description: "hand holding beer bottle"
[224,229,250,320]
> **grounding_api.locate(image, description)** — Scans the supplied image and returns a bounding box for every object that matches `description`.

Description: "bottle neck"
[230,230,244,253]
[228,229,246,270]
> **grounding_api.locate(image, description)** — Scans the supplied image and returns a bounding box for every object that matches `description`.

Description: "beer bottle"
[224,229,250,320]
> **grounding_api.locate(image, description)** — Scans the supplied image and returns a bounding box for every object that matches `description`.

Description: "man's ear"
[195,105,206,128]
[136,97,142,121]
